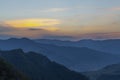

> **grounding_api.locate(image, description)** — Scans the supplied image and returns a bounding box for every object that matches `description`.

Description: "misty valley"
[0,38,120,80]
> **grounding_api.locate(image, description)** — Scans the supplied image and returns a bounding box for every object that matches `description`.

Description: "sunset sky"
[0,0,120,40]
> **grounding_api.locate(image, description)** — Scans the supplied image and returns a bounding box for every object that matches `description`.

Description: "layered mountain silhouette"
[84,63,120,80]
[0,38,120,72]
[0,49,88,80]
[0,58,29,80]
[96,63,120,80]
[35,39,120,54]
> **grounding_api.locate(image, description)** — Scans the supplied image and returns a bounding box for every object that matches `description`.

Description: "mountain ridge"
[0,38,120,72]
[34,38,120,54]
[0,49,89,80]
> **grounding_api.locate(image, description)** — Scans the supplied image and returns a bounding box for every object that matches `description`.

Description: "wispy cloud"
[41,35,74,40]
[109,7,120,11]
[28,28,45,31]
[41,8,69,13]
[76,32,120,40]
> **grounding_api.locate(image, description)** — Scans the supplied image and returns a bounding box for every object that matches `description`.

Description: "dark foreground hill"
[0,49,88,80]
[0,58,29,80]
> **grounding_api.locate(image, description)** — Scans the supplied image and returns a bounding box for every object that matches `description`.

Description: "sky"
[0,0,120,40]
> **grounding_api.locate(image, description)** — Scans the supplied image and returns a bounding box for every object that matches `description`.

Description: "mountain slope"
[0,58,29,80]
[0,49,89,80]
[38,44,120,72]
[96,63,120,80]
[84,63,120,80]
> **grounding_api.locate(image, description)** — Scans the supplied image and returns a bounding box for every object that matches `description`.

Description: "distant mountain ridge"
[0,38,120,72]
[35,39,120,54]
[0,49,88,80]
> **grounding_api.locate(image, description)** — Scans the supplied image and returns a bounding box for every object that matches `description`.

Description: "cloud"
[0,23,16,32]
[41,8,69,13]
[41,35,75,40]
[0,12,120,40]
[27,26,59,32]
[4,18,61,28]
[27,27,59,32]
[3,18,61,32]
[0,22,60,39]
[77,32,120,40]
[57,11,120,40]
[0,34,16,39]
[28,28,45,31]
[110,7,120,11]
